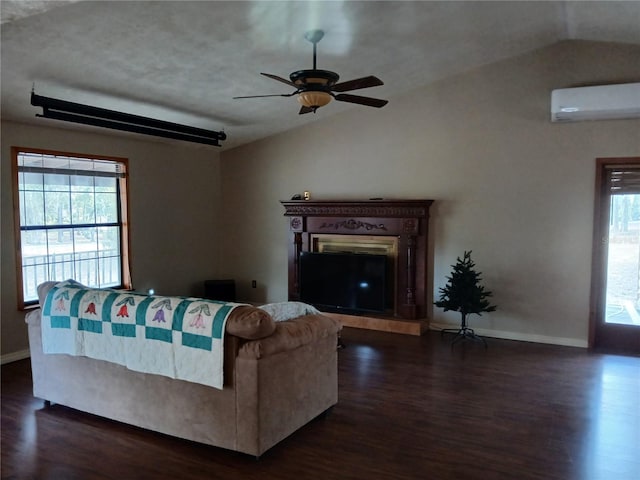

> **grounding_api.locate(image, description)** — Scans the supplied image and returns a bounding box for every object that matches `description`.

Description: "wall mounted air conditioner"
[550,82,640,122]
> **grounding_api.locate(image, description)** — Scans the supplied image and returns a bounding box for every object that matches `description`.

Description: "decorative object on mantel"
[435,251,497,348]
[234,30,388,114]
[31,92,226,147]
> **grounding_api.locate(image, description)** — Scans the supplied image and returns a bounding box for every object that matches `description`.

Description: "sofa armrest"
[238,314,341,359]
[25,308,42,327]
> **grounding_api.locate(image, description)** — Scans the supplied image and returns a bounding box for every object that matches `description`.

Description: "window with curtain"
[13,147,131,308]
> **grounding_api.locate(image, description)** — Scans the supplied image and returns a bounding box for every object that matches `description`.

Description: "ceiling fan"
[234,30,388,114]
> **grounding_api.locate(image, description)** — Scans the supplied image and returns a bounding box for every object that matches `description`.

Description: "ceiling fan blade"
[334,93,388,108]
[299,105,315,115]
[332,76,384,92]
[261,73,297,88]
[233,93,296,99]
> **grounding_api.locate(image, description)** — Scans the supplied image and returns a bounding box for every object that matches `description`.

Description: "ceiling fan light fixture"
[297,91,332,109]
[235,30,387,115]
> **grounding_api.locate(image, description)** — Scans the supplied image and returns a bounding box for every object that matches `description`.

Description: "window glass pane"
[46,225,75,282]
[44,173,69,191]
[46,228,74,258]
[75,258,98,287]
[19,172,44,226]
[71,191,95,224]
[98,226,121,259]
[68,158,88,171]
[20,189,26,226]
[22,265,44,303]
[75,227,97,286]
[605,193,640,325]
[98,226,121,287]
[44,155,70,170]
[49,258,75,283]
[21,191,45,226]
[44,191,71,225]
[21,230,50,299]
[96,192,118,223]
[21,171,43,188]
[74,227,98,250]
[95,176,116,191]
[99,255,121,287]
[18,154,43,169]
[21,229,47,254]
[70,175,94,191]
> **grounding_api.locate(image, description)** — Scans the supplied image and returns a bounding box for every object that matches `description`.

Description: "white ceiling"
[2,1,639,151]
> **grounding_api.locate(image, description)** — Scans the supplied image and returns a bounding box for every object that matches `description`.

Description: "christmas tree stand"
[441,314,488,348]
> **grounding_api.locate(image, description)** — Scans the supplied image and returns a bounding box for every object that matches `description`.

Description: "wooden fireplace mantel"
[281,199,433,324]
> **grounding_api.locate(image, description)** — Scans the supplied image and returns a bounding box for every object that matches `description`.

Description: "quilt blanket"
[41,281,240,389]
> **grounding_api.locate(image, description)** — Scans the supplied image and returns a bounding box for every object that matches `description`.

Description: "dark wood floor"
[2,328,639,480]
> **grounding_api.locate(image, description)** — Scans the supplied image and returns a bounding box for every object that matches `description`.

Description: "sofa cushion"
[224,305,276,340]
[259,301,320,321]
[238,314,341,359]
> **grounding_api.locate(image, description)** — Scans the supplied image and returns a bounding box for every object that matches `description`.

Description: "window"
[13,147,131,309]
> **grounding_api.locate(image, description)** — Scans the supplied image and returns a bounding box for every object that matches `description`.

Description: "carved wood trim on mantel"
[281,200,430,218]
[281,199,433,320]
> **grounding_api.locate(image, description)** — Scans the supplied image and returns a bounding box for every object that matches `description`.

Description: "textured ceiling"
[2,1,639,151]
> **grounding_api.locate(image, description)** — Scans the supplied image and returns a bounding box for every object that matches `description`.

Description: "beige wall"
[219,40,640,347]
[1,122,222,359]
[2,40,638,359]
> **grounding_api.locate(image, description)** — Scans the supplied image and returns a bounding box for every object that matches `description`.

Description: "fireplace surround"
[282,199,433,333]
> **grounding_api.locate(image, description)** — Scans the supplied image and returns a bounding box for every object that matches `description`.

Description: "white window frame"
[12,147,131,309]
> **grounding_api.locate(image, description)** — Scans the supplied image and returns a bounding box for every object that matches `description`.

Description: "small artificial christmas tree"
[435,251,497,346]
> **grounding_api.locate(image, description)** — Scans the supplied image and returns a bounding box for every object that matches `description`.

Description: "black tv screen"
[299,251,387,314]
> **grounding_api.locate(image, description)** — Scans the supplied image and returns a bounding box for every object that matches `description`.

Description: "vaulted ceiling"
[2,1,639,150]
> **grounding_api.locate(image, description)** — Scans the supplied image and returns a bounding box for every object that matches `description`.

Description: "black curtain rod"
[31,93,226,146]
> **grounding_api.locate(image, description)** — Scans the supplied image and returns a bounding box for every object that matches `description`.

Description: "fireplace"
[281,199,433,330]
[309,234,398,314]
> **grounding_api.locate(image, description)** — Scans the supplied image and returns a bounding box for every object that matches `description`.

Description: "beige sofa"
[26,282,341,457]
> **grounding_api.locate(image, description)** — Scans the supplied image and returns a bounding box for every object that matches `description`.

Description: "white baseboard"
[429,323,588,349]
[1,349,30,365]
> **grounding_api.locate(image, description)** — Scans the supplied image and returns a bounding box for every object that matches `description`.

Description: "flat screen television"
[299,251,387,314]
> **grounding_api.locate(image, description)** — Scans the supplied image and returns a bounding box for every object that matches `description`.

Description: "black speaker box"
[203,279,236,302]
